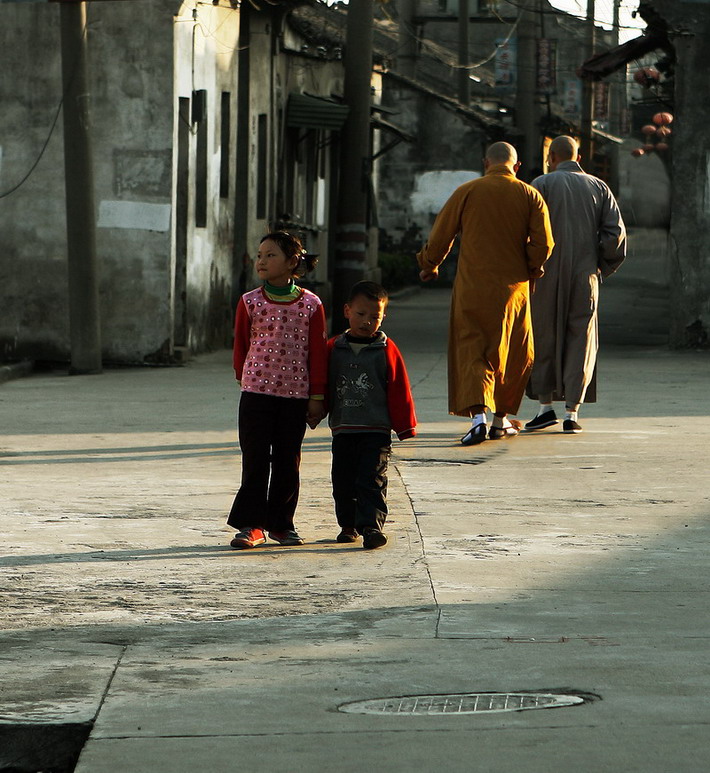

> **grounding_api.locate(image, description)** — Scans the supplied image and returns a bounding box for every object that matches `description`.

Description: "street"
[1,229,709,772]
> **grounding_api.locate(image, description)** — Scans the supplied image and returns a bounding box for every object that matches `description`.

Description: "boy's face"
[344,295,387,338]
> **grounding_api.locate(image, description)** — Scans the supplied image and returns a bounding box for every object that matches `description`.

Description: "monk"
[417,142,554,445]
[525,135,626,434]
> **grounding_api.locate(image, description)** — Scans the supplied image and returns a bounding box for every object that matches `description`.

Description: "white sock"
[471,412,487,427]
[537,403,553,417]
[565,410,578,422]
[492,415,511,429]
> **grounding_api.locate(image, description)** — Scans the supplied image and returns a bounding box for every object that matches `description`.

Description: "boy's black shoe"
[362,528,388,550]
[268,529,305,545]
[336,528,359,543]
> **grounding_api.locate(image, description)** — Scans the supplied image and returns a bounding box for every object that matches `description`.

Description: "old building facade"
[0,0,354,366]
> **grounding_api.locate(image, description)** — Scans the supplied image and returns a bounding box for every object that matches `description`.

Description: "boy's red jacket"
[327,333,417,440]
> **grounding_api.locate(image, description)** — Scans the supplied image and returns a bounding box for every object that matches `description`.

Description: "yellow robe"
[417,164,554,417]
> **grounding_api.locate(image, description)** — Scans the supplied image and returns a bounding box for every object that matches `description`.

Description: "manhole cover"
[338,692,585,715]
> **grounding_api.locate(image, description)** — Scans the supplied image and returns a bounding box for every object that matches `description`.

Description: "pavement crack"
[392,462,441,636]
[92,645,127,725]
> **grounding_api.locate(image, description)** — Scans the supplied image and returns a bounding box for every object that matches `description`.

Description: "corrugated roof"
[286,92,349,130]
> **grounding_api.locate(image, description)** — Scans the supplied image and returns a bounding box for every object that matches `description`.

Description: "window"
[256,113,267,220]
[194,89,208,228]
[220,92,231,199]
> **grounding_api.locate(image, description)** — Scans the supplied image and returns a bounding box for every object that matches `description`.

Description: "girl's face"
[255,239,298,286]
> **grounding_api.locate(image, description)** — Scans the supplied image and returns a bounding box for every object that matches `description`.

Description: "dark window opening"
[195,90,208,228]
[256,113,267,220]
[220,92,231,199]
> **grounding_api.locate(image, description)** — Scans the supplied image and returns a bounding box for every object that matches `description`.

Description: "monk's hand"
[419,267,439,282]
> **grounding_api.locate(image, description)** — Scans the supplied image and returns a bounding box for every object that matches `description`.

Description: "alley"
[1,229,709,772]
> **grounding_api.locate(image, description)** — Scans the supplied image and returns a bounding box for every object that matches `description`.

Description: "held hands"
[306,398,326,429]
[419,267,439,282]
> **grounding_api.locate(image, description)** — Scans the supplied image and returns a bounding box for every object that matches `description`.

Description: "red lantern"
[643,143,655,153]
[656,142,669,152]
[653,112,673,125]
[642,124,657,135]
[634,67,660,87]
[656,126,672,137]
[631,148,645,157]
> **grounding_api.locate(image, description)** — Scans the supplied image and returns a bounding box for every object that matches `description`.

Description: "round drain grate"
[338,692,585,715]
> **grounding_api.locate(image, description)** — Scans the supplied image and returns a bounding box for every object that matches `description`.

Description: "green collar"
[264,280,296,296]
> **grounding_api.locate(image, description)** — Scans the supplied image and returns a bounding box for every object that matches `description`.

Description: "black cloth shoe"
[461,423,487,446]
[489,419,521,440]
[362,528,388,550]
[563,419,583,433]
[524,409,558,431]
[336,528,359,543]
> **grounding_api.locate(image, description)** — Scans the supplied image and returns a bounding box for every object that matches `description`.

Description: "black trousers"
[331,432,391,533]
[227,391,308,532]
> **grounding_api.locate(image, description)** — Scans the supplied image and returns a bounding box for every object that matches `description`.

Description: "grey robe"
[528,160,626,405]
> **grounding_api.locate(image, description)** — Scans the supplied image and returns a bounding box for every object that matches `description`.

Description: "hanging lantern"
[642,124,657,135]
[631,148,645,157]
[643,143,655,153]
[634,67,660,87]
[656,126,672,138]
[653,112,673,125]
[656,142,669,152]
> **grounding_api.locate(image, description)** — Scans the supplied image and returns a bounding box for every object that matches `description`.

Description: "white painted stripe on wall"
[98,200,171,232]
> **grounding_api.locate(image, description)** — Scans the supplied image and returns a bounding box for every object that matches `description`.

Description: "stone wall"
[649,0,710,347]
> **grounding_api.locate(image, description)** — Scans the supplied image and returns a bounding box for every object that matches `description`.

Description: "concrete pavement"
[1,228,709,772]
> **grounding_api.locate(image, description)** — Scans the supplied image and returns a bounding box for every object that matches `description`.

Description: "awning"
[592,127,624,145]
[577,31,670,81]
[286,92,349,130]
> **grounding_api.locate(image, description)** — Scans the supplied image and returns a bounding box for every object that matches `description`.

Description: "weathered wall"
[174,1,240,354]
[242,13,274,282]
[0,0,242,365]
[618,139,670,229]
[377,84,486,254]
[0,5,70,362]
[0,1,181,364]
[275,41,345,291]
[650,0,710,347]
[92,0,178,362]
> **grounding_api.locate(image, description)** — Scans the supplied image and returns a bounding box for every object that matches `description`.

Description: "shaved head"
[485,142,518,165]
[549,135,578,161]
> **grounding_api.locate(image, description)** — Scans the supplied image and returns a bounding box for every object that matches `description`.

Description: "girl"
[227,232,327,549]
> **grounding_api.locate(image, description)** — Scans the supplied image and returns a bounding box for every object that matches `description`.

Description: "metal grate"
[338,692,585,715]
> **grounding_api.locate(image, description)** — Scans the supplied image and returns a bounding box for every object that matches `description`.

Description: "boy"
[327,281,417,550]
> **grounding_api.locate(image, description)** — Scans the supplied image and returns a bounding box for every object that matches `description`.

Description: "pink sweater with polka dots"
[233,287,328,399]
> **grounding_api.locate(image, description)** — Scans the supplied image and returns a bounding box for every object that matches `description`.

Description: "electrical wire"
[0,19,93,200]
[505,0,645,33]
[375,0,520,73]
[0,95,64,200]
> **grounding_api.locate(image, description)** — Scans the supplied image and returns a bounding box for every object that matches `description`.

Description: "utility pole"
[514,2,539,179]
[608,0,622,194]
[397,0,418,78]
[333,0,374,332]
[60,0,102,374]
[579,0,596,172]
[458,0,470,105]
